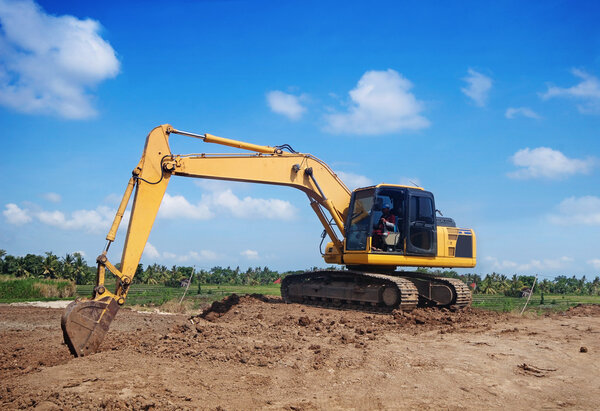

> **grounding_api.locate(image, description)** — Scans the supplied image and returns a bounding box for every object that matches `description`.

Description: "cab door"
[405,191,437,256]
[344,188,375,251]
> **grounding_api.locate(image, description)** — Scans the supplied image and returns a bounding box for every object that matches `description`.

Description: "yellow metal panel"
[117,125,172,293]
[343,251,476,269]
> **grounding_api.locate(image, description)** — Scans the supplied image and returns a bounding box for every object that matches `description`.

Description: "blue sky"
[1,0,599,277]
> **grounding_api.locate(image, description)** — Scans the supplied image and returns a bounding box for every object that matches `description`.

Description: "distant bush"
[501,300,515,312]
[503,289,523,298]
[33,281,76,298]
[0,277,76,302]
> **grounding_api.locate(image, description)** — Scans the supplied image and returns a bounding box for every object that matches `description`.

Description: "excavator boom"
[62,124,352,356]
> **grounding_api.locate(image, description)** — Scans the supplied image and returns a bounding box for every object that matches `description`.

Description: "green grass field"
[75,283,600,313]
[75,282,282,306]
[3,276,598,314]
[472,293,600,312]
[0,276,76,303]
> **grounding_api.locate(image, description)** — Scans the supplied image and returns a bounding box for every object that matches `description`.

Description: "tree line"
[422,269,600,296]
[0,250,300,286]
[1,250,599,295]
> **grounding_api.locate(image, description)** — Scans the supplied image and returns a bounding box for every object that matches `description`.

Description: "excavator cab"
[326,184,474,268]
[344,185,436,255]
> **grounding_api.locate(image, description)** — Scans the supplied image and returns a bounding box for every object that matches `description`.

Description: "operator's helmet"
[383,203,391,210]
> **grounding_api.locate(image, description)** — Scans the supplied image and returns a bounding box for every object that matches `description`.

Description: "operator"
[372,203,396,251]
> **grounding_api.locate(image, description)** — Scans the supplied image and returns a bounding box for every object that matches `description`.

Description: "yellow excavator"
[62,125,476,356]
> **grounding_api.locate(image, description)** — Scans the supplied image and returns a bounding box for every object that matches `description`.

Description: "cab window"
[345,189,374,251]
[407,194,436,254]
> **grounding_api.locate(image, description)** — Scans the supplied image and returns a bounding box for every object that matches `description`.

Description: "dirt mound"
[195,293,276,322]
[148,295,513,370]
[199,293,241,321]
[565,304,600,317]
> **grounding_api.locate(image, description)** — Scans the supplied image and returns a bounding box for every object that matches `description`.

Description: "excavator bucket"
[61,297,120,357]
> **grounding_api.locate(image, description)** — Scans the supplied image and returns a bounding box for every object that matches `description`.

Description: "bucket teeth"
[61,297,120,357]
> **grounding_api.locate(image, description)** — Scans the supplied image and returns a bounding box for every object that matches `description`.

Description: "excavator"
[62,125,476,357]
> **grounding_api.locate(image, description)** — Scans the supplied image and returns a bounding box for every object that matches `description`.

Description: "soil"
[1,297,599,410]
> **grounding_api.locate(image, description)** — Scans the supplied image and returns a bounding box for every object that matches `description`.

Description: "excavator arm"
[62,124,352,356]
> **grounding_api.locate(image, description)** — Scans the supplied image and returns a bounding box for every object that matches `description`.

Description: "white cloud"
[35,205,118,232]
[160,190,296,221]
[483,256,518,271]
[241,249,259,260]
[103,193,122,205]
[159,193,214,220]
[335,171,373,190]
[541,69,600,114]
[162,250,219,263]
[324,69,429,135]
[588,259,600,270]
[3,203,32,225]
[143,242,160,259]
[266,90,306,120]
[508,147,594,180]
[142,243,218,263]
[518,257,573,271]
[4,188,294,236]
[461,68,492,107]
[548,196,600,225]
[42,192,61,203]
[505,107,541,119]
[209,189,296,220]
[485,256,573,272]
[4,202,122,232]
[142,242,221,264]
[0,0,120,118]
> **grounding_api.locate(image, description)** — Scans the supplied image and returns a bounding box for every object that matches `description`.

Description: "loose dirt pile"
[564,303,600,317]
[1,297,599,410]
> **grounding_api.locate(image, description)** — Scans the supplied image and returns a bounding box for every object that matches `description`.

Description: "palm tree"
[15,257,31,278]
[62,253,75,281]
[72,253,90,284]
[507,274,524,297]
[42,252,60,279]
[591,277,600,296]
[0,249,5,274]
[480,275,497,294]
[143,263,164,284]
[538,279,551,294]
[498,274,510,293]
[578,276,587,295]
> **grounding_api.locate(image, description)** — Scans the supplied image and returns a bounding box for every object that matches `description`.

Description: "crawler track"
[281,270,418,313]
[439,277,472,308]
[281,270,471,313]
[398,272,473,309]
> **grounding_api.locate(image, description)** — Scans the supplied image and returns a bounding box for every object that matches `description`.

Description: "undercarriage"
[281,270,471,312]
